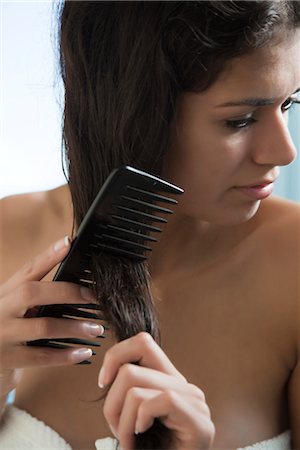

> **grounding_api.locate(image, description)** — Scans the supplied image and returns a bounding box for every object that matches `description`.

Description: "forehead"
[208,32,300,102]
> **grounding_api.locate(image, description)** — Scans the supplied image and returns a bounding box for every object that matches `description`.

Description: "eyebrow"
[216,98,275,108]
[216,88,300,108]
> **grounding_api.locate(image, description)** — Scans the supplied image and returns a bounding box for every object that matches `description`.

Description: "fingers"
[1,313,105,369]
[3,316,105,345]
[0,236,105,392]
[4,345,95,369]
[116,387,160,450]
[106,383,213,450]
[135,387,209,433]
[0,236,71,296]
[100,335,215,450]
[5,280,96,318]
[98,332,185,388]
[104,363,187,432]
[135,390,215,449]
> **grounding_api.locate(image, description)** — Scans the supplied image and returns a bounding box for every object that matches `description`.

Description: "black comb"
[27,166,183,357]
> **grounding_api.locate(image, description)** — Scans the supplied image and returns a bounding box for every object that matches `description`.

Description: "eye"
[225,116,257,130]
[281,98,294,111]
[282,91,300,112]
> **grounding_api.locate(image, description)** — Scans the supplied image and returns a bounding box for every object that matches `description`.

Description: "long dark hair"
[58,2,300,448]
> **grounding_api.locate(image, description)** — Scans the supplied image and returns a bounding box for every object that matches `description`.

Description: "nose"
[252,111,297,167]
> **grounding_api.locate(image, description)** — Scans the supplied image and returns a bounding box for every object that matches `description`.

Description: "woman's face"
[163,34,300,226]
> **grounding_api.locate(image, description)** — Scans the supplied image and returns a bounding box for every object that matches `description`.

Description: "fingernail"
[54,236,70,252]
[98,366,106,388]
[71,348,93,363]
[80,286,96,302]
[82,322,105,337]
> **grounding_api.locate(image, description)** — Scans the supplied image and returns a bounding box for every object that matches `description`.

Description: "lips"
[235,180,275,200]
[242,180,274,188]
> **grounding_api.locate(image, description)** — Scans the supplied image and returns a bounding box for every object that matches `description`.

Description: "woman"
[1,1,300,449]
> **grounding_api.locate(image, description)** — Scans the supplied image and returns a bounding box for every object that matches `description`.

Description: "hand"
[99,332,215,450]
[0,236,104,398]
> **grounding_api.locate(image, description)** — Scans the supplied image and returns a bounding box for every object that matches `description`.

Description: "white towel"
[0,405,291,450]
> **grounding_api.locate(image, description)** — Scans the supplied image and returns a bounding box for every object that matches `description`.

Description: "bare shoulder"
[252,195,299,348]
[254,196,300,294]
[255,195,300,256]
[255,197,300,449]
[0,184,71,238]
[0,190,48,235]
[0,185,72,281]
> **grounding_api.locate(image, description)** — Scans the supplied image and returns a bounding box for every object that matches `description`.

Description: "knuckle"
[201,420,216,447]
[118,362,136,381]
[136,331,154,347]
[202,402,212,418]
[188,383,206,401]
[22,260,35,277]
[127,386,143,403]
[163,389,180,407]
[135,332,156,357]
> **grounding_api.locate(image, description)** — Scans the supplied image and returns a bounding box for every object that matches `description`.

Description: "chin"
[213,201,261,226]
[182,200,262,226]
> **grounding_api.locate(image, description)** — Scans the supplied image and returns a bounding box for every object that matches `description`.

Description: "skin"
[0,34,300,449]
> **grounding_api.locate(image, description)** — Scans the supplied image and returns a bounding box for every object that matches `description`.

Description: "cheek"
[163,129,247,194]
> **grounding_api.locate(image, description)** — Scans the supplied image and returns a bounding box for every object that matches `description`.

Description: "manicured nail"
[82,322,105,337]
[98,366,106,388]
[71,348,93,363]
[80,286,96,302]
[54,236,70,252]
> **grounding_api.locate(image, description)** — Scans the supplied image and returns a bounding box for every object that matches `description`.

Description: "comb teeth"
[95,243,147,260]
[114,205,168,224]
[127,178,182,195]
[121,195,173,214]
[28,167,183,356]
[78,278,95,285]
[85,173,183,260]
[111,215,162,233]
[95,234,152,251]
[105,224,158,242]
[91,232,151,260]
[126,186,178,204]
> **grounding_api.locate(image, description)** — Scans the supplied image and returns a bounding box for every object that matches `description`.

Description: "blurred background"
[1,1,300,201]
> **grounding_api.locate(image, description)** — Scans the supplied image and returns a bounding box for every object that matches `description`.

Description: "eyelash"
[225,96,300,130]
[225,117,257,130]
[281,97,298,111]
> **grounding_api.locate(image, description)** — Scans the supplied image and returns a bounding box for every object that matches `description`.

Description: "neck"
[47,184,73,223]
[148,212,255,277]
